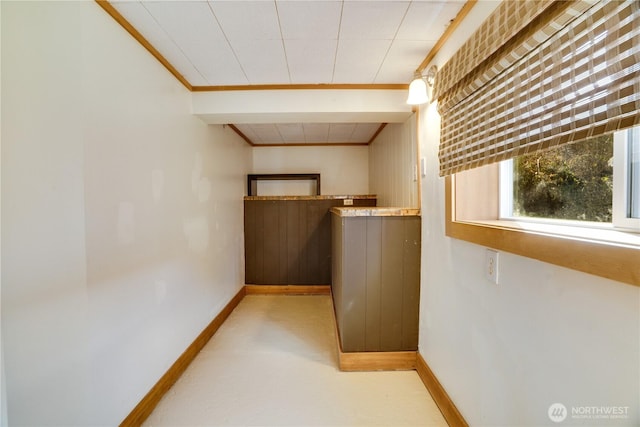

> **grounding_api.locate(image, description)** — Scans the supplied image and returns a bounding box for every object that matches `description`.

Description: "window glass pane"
[512,135,613,222]
[629,128,640,219]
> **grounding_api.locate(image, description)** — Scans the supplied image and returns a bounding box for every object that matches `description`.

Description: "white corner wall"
[252,146,369,195]
[418,2,640,426]
[1,2,251,425]
[368,116,417,207]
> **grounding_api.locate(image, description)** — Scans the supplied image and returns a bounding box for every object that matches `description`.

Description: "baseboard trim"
[119,286,246,427]
[415,353,469,427]
[245,284,331,295]
[338,349,417,371]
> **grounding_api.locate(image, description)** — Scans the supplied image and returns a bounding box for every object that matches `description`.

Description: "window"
[613,127,640,230]
[499,128,640,232]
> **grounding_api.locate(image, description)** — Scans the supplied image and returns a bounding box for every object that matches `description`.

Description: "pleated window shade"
[436,0,640,177]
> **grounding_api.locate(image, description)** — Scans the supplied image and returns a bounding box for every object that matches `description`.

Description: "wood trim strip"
[96,1,192,91]
[445,176,640,286]
[244,285,331,295]
[192,84,408,92]
[415,0,478,74]
[251,142,370,148]
[338,350,417,372]
[367,123,388,145]
[415,353,469,427]
[119,286,246,426]
[227,124,256,146]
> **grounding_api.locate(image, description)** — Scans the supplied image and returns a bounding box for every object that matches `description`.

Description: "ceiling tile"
[230,39,289,84]
[285,39,337,84]
[112,2,209,86]
[142,2,225,42]
[351,123,381,142]
[333,38,392,83]
[250,124,283,144]
[328,124,357,142]
[234,124,261,143]
[376,39,435,83]
[142,1,247,85]
[277,1,342,40]
[209,1,281,40]
[396,1,465,41]
[340,1,410,40]
[303,124,330,143]
[276,124,305,143]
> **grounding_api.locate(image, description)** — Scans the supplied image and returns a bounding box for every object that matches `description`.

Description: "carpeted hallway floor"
[143,294,447,426]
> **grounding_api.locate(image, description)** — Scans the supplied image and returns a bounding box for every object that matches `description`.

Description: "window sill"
[445,176,639,287]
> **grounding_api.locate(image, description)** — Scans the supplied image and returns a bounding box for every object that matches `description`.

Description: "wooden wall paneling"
[331,215,344,338]
[402,217,421,350]
[297,201,309,283]
[262,201,280,284]
[254,202,266,284]
[244,201,257,284]
[305,202,322,283]
[286,201,301,284]
[380,218,404,351]
[277,201,288,284]
[364,217,382,351]
[318,201,334,284]
[341,218,367,352]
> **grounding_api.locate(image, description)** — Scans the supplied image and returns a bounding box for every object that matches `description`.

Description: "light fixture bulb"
[406,76,428,105]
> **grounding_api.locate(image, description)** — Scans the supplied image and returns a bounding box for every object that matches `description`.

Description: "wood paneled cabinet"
[331,208,421,352]
[244,196,376,285]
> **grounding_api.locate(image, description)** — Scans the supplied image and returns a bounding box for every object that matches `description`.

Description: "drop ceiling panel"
[334,38,392,83]
[328,124,357,142]
[396,1,465,40]
[209,1,281,40]
[276,123,305,143]
[112,1,209,86]
[352,123,382,142]
[303,123,331,143]
[277,1,342,40]
[231,39,289,84]
[285,39,337,84]
[142,1,247,85]
[376,39,435,83]
[340,1,409,40]
[249,124,282,144]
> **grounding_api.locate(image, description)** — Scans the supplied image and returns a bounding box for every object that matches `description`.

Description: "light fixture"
[406,65,437,105]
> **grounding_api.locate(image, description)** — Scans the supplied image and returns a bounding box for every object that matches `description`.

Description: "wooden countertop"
[244,195,377,201]
[330,207,421,217]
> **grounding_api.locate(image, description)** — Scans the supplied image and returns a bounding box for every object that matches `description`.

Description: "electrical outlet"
[485,249,499,284]
[343,199,353,206]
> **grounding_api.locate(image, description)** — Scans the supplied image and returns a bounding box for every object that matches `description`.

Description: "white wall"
[418,2,640,425]
[1,2,250,425]
[252,146,369,196]
[368,116,418,207]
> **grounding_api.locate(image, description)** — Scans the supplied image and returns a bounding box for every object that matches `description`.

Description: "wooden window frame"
[444,175,639,287]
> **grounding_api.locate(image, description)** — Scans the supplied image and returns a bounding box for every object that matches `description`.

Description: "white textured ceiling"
[109,0,465,144]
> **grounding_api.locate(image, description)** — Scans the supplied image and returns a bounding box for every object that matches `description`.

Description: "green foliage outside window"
[513,135,613,222]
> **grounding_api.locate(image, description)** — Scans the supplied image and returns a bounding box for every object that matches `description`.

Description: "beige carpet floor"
[143,294,447,426]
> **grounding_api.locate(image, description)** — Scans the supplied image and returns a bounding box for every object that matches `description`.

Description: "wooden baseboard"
[338,350,417,371]
[415,353,469,427]
[244,284,331,295]
[120,286,246,427]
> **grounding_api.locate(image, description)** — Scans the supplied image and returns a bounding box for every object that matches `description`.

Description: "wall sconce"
[406,65,437,105]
